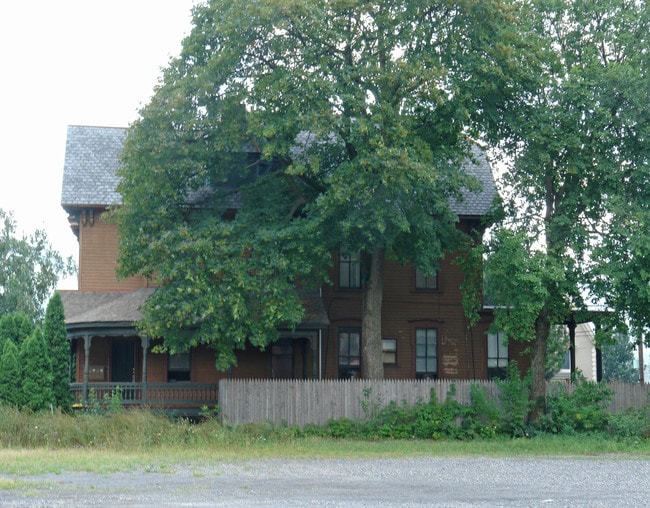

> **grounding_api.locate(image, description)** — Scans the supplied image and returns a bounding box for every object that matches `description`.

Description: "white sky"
[0,0,200,289]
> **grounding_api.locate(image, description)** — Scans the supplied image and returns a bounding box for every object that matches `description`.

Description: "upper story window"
[415,267,438,290]
[487,331,508,380]
[339,250,361,289]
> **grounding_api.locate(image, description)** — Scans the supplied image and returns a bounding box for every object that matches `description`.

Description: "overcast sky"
[0,1,200,289]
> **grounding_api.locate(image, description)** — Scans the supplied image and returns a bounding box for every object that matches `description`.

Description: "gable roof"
[61,125,498,217]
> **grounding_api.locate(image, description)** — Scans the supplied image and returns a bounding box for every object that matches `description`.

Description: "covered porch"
[70,382,219,414]
[59,287,330,414]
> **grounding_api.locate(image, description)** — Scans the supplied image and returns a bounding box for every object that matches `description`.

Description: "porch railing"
[70,382,219,409]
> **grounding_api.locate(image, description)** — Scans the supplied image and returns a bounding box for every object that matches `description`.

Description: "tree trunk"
[361,248,385,379]
[529,308,550,423]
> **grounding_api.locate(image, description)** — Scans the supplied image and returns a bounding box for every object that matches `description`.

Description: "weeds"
[0,374,647,453]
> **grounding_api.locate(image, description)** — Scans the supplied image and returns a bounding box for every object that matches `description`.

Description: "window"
[339,250,361,288]
[168,352,190,382]
[415,267,438,290]
[558,350,571,372]
[415,328,437,379]
[338,328,361,378]
[487,331,508,380]
[382,339,397,365]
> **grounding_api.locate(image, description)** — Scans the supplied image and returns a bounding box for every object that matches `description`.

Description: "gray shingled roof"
[59,287,329,331]
[61,125,497,217]
[59,288,155,325]
[450,144,498,217]
[61,125,125,208]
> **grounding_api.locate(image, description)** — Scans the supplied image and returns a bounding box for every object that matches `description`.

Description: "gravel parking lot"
[1,456,649,507]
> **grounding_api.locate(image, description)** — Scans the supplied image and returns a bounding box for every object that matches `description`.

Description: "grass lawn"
[1,406,648,475]
[1,435,649,475]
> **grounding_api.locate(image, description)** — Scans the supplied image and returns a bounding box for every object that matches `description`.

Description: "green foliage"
[601,335,639,384]
[482,0,650,419]
[0,313,33,351]
[496,362,532,437]
[484,229,566,344]
[0,340,22,407]
[115,0,545,373]
[544,327,570,381]
[607,407,650,441]
[104,386,124,414]
[465,384,501,439]
[0,209,75,323]
[539,378,613,435]
[319,376,645,441]
[0,393,647,452]
[78,387,125,416]
[43,293,72,411]
[199,404,221,420]
[19,328,54,412]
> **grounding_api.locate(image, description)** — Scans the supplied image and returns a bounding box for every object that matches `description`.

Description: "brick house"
[59,125,529,412]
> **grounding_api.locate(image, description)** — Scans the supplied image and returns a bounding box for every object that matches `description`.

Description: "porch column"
[82,334,93,403]
[140,335,150,403]
[68,337,75,385]
[568,320,576,378]
[595,321,603,382]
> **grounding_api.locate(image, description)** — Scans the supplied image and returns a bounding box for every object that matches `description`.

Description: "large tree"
[480,0,649,419]
[0,209,75,324]
[116,0,542,373]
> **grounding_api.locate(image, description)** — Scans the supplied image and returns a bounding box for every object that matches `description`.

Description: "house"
[59,125,530,413]
[552,322,598,382]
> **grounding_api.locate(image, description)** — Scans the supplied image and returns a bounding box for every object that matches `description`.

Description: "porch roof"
[59,287,329,336]
[59,287,154,325]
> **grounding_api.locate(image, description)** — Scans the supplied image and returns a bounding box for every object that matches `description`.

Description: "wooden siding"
[72,210,524,382]
[78,209,148,291]
[320,233,523,380]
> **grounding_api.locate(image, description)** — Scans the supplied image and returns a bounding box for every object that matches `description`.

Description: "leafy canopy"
[0,209,76,324]
[478,0,650,337]
[116,0,544,369]
[474,0,649,416]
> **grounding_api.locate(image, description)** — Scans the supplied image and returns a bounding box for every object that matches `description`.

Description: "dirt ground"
[1,456,649,507]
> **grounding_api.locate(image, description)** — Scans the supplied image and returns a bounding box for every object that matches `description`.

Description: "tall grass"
[1,405,649,475]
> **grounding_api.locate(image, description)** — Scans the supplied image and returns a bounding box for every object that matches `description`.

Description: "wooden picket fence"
[218,378,650,427]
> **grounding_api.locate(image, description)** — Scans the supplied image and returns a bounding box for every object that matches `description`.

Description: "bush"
[496,362,531,437]
[539,376,612,435]
[19,328,54,412]
[607,407,650,441]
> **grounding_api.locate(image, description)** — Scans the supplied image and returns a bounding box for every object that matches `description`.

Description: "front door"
[271,339,294,379]
[112,341,135,382]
